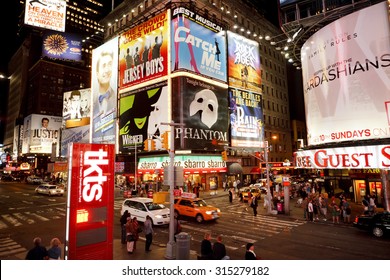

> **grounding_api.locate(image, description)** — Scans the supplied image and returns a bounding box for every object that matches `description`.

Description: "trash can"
[175,232,191,260]
[277,202,284,213]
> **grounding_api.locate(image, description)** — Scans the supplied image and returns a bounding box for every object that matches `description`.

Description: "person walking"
[342,198,351,223]
[200,232,213,260]
[125,217,136,254]
[301,197,309,220]
[244,243,259,260]
[228,187,233,203]
[120,210,130,244]
[251,195,258,217]
[307,198,314,222]
[213,235,229,260]
[144,215,153,252]
[47,237,61,260]
[331,202,340,224]
[132,217,141,250]
[25,237,48,260]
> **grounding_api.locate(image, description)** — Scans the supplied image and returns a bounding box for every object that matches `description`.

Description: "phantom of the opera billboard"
[24,0,66,32]
[63,88,91,128]
[119,11,169,90]
[301,1,390,146]
[229,88,264,148]
[22,114,62,154]
[91,37,118,144]
[227,31,261,93]
[119,81,170,152]
[42,31,82,62]
[171,7,227,82]
[172,76,229,150]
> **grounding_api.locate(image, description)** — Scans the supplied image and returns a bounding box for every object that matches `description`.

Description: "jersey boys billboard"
[171,7,227,82]
[301,1,390,146]
[119,11,169,89]
[65,143,115,260]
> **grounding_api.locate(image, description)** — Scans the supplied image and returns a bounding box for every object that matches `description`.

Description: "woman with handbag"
[125,217,136,254]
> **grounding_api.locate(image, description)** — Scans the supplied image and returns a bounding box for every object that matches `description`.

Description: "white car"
[121,197,170,226]
[35,184,65,196]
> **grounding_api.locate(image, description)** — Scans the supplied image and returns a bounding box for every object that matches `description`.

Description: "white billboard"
[63,88,91,128]
[24,0,66,32]
[301,1,390,146]
[22,114,63,154]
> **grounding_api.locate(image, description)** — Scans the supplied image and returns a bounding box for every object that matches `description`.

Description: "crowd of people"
[25,237,62,260]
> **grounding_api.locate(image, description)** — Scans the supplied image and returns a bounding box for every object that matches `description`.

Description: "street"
[0,181,389,260]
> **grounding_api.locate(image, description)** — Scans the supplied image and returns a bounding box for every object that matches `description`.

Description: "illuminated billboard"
[119,81,169,152]
[65,143,115,260]
[42,31,82,61]
[229,88,264,148]
[119,11,168,90]
[301,1,390,146]
[63,88,91,128]
[172,76,229,150]
[60,126,90,157]
[171,7,227,82]
[91,37,119,144]
[24,0,66,32]
[22,114,62,154]
[227,31,261,93]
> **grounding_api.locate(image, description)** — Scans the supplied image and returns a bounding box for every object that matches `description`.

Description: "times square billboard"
[301,1,390,146]
[24,0,66,32]
[42,31,82,62]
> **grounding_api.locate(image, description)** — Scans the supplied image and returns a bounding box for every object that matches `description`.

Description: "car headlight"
[205,211,213,215]
[217,209,221,213]
[155,215,162,219]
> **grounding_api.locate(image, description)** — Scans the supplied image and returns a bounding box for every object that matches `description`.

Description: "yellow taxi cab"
[239,185,262,202]
[174,192,221,223]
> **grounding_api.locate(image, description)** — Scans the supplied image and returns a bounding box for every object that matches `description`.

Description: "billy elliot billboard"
[229,88,264,148]
[172,76,229,150]
[171,7,227,82]
[301,1,390,146]
[119,11,169,89]
[65,143,115,260]
[227,31,261,93]
[119,81,169,152]
[91,37,118,144]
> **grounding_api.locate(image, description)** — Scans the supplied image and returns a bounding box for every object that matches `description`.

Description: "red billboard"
[65,143,115,260]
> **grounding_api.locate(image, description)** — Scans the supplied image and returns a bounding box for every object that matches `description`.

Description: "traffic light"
[221,150,228,161]
[161,131,169,150]
[143,139,149,151]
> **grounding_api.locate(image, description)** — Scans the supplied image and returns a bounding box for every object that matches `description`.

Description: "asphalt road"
[1,181,389,260]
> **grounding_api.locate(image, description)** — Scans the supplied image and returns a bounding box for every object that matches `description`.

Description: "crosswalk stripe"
[0,238,27,258]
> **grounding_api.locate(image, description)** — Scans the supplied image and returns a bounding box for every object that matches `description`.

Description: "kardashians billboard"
[301,1,390,146]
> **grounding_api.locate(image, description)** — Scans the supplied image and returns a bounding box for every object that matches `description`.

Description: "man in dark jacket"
[25,237,48,260]
[200,232,213,260]
[213,235,229,260]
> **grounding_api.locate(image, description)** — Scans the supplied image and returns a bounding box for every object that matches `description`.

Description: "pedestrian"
[228,187,233,203]
[342,198,351,223]
[251,195,258,217]
[320,194,328,221]
[47,237,61,260]
[25,237,48,260]
[368,194,376,215]
[307,198,314,222]
[200,232,213,260]
[132,217,141,250]
[245,191,252,211]
[244,242,259,260]
[213,235,229,260]
[331,202,340,224]
[362,195,369,214]
[301,197,309,220]
[144,215,153,252]
[120,210,130,244]
[125,217,136,254]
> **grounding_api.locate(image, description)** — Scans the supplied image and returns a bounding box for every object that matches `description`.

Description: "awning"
[227,163,242,174]
[250,167,260,174]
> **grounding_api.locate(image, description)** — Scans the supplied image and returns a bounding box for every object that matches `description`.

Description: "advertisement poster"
[119,81,169,152]
[171,7,227,82]
[24,0,66,32]
[119,11,168,89]
[301,1,390,146]
[22,114,62,154]
[63,88,91,128]
[42,31,82,61]
[229,88,264,148]
[172,76,228,150]
[91,37,118,144]
[66,143,115,260]
[227,31,261,92]
[60,126,90,157]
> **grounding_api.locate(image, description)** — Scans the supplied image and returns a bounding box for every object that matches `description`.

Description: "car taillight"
[354,216,359,223]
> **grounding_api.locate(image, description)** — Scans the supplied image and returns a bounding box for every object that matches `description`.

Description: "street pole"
[265,141,272,214]
[161,121,184,260]
[134,142,137,188]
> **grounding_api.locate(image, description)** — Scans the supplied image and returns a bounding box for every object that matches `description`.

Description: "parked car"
[174,193,221,223]
[35,184,65,196]
[0,174,18,182]
[353,212,390,238]
[120,197,170,226]
[239,185,262,202]
[27,176,43,185]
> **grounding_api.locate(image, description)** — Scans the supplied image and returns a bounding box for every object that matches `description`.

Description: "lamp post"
[264,141,272,214]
